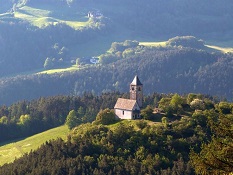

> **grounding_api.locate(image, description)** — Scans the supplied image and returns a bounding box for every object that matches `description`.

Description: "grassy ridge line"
[0,125,69,166]
[205,44,233,53]
[140,41,233,53]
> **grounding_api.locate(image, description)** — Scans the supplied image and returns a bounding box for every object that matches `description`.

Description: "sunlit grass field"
[37,65,80,74]
[205,44,233,53]
[139,41,167,47]
[140,41,233,53]
[14,6,89,29]
[0,125,69,166]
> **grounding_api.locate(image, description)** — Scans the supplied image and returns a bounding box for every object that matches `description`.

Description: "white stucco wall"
[115,109,132,119]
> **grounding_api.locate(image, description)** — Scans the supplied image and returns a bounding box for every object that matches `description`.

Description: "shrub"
[95,108,116,125]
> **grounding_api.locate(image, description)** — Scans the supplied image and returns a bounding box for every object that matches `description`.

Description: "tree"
[141,105,154,120]
[217,102,232,114]
[18,114,31,126]
[166,36,205,49]
[190,114,233,174]
[0,116,8,124]
[95,108,116,125]
[161,117,168,128]
[76,58,81,66]
[190,99,205,110]
[77,106,85,117]
[170,94,184,114]
[158,98,173,117]
[65,110,81,130]
[158,98,171,111]
[187,93,203,104]
[122,48,135,59]
[43,57,54,69]
[110,42,126,53]
[123,40,139,47]
[99,53,118,64]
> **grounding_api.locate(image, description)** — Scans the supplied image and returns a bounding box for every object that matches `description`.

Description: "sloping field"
[205,44,233,53]
[140,41,233,53]
[37,65,80,74]
[0,125,69,166]
[14,6,89,29]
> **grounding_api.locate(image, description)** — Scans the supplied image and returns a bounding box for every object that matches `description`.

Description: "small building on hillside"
[87,11,103,18]
[114,76,143,120]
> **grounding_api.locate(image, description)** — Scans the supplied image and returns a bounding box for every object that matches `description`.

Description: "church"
[114,76,143,120]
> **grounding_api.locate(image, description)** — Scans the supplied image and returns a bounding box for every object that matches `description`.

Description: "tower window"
[138,87,141,91]
[132,87,134,91]
[122,111,124,115]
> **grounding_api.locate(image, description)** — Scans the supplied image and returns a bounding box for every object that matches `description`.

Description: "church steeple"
[130,75,143,108]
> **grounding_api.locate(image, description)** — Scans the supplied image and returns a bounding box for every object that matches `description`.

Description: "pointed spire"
[131,75,143,85]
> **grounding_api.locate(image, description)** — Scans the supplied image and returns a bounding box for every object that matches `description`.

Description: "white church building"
[114,76,143,120]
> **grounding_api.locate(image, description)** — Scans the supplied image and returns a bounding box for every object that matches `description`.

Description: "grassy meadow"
[140,41,233,53]
[14,6,89,29]
[139,41,167,47]
[205,44,233,53]
[0,125,69,166]
[37,65,80,74]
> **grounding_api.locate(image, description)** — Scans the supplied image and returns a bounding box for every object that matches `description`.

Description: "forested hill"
[0,0,233,77]
[1,92,233,174]
[0,45,232,105]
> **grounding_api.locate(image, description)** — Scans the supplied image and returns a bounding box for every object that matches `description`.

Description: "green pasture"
[205,44,233,53]
[37,65,79,74]
[14,6,89,29]
[139,41,167,47]
[0,125,69,166]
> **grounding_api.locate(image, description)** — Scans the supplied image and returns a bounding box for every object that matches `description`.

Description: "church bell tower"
[130,75,143,108]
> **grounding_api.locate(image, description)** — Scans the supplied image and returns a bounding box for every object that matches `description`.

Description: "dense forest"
[1,92,233,174]
[0,41,233,105]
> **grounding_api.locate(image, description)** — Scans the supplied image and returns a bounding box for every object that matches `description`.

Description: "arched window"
[138,87,141,91]
[122,111,124,115]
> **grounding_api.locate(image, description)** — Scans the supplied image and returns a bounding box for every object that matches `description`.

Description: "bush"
[95,108,116,125]
[141,105,154,120]
[166,36,205,49]
[65,110,81,130]
[136,120,148,129]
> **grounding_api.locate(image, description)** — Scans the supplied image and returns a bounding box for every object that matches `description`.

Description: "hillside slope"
[0,125,69,166]
[0,44,233,105]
